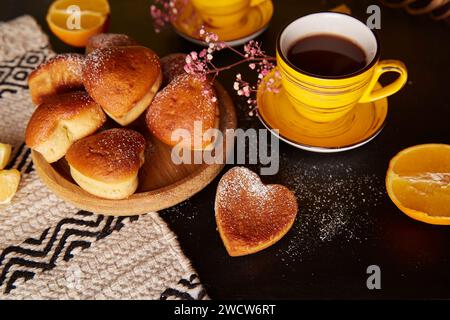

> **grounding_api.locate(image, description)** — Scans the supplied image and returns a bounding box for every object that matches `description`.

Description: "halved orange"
[46,0,110,47]
[386,144,450,225]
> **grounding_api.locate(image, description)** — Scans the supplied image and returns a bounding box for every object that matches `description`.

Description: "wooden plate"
[32,82,237,216]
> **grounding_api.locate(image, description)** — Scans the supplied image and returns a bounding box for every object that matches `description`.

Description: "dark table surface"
[3,0,450,299]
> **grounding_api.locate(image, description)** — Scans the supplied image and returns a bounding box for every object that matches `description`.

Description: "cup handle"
[359,60,408,104]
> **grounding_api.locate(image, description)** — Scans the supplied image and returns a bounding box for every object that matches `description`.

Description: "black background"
[2,0,449,299]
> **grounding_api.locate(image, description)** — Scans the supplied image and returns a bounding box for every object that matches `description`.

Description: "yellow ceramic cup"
[277,12,408,123]
[191,0,252,29]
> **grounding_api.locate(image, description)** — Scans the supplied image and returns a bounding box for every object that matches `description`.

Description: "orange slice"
[386,144,450,225]
[0,169,21,205]
[0,143,12,170]
[330,4,352,14]
[46,0,110,47]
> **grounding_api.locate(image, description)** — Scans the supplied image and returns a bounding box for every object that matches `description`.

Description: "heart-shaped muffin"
[146,74,219,150]
[215,167,298,257]
[65,128,146,200]
[83,46,162,126]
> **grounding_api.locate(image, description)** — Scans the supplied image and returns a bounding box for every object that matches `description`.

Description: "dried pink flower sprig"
[184,27,281,115]
[183,28,226,78]
[150,0,187,33]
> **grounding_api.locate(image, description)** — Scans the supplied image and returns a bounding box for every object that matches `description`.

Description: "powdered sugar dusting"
[216,166,271,203]
[83,47,115,87]
[30,53,84,83]
[87,33,137,52]
[83,46,161,91]
[44,53,83,72]
[94,128,145,158]
[275,156,385,264]
[90,129,146,171]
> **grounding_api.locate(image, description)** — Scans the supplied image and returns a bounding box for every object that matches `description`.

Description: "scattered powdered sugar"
[95,128,145,157]
[275,156,386,264]
[84,46,160,92]
[87,33,137,50]
[83,47,115,86]
[44,53,83,65]
[77,128,146,175]
[34,53,84,78]
[162,199,201,222]
[60,53,84,76]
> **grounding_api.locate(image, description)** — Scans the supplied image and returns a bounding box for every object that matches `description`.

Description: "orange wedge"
[0,169,21,205]
[0,143,12,170]
[386,144,450,225]
[46,0,110,47]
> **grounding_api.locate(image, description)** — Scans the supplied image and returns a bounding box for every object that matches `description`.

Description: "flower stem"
[205,57,275,74]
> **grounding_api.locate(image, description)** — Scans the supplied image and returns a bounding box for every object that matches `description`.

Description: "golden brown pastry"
[215,167,298,257]
[160,53,187,86]
[28,54,84,105]
[25,91,106,163]
[145,74,219,150]
[82,46,162,126]
[85,33,138,54]
[65,128,146,200]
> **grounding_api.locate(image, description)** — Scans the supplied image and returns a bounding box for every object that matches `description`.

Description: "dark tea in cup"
[286,34,367,77]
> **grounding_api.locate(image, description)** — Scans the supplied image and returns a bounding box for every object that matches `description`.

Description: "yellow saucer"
[257,72,388,153]
[171,0,273,46]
